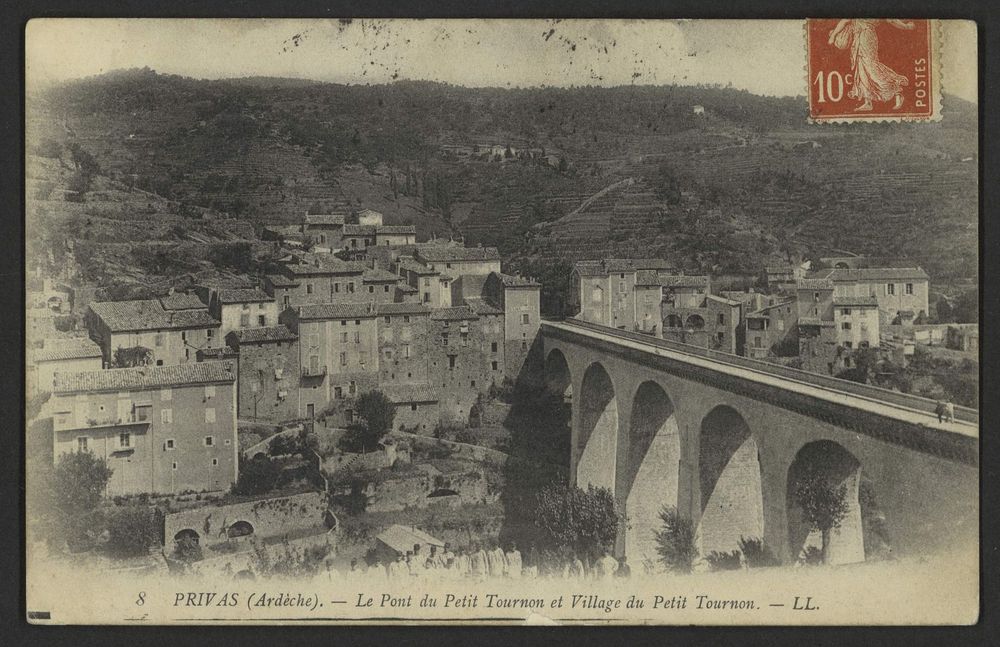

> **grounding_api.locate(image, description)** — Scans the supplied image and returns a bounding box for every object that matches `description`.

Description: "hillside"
[28,69,978,295]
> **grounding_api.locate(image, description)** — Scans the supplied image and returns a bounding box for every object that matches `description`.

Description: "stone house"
[414,244,502,277]
[225,325,300,423]
[263,256,368,307]
[199,286,279,341]
[86,299,221,367]
[745,299,798,359]
[820,267,930,324]
[49,361,238,496]
[481,271,542,379]
[30,338,103,395]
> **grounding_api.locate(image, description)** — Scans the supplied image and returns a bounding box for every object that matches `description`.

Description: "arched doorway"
[697,405,764,556]
[786,440,869,565]
[623,381,680,564]
[544,349,572,401]
[174,529,200,544]
[577,363,618,492]
[665,314,683,328]
[226,520,255,539]
[686,314,706,330]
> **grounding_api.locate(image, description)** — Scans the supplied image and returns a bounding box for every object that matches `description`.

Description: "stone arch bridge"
[541,319,978,566]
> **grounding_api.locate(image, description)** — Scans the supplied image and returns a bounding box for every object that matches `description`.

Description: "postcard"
[24,18,979,625]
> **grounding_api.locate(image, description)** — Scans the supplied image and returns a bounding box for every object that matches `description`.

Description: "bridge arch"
[576,362,619,492]
[786,440,870,565]
[544,348,572,400]
[697,405,764,556]
[622,380,681,563]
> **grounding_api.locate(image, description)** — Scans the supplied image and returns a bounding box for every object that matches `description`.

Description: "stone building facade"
[86,299,221,367]
[49,362,238,496]
[225,325,300,423]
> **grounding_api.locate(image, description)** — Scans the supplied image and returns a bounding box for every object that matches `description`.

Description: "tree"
[106,505,160,557]
[232,456,281,496]
[793,471,850,564]
[534,483,621,563]
[654,162,682,205]
[112,346,154,368]
[347,390,395,452]
[48,451,113,549]
[654,505,698,573]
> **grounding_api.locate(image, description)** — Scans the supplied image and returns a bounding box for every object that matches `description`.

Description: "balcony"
[54,412,151,432]
[302,365,328,378]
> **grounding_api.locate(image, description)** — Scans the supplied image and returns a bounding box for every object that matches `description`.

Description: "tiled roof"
[375,524,444,554]
[574,261,606,277]
[363,268,400,283]
[89,300,220,332]
[304,214,346,226]
[357,208,383,219]
[397,258,439,276]
[297,303,376,320]
[396,284,418,293]
[217,288,274,304]
[159,293,206,311]
[265,274,300,288]
[53,361,235,394]
[797,278,835,290]
[604,258,674,273]
[659,274,710,288]
[463,297,504,316]
[430,306,479,321]
[376,225,416,235]
[833,296,880,307]
[746,299,796,317]
[34,338,102,363]
[416,245,501,262]
[228,325,298,344]
[197,346,239,360]
[706,294,741,307]
[493,272,540,288]
[282,257,366,276]
[381,383,439,404]
[824,267,930,281]
[376,302,430,316]
[635,270,661,287]
[343,224,377,236]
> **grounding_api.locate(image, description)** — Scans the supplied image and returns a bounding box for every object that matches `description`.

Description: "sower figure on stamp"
[828,19,915,111]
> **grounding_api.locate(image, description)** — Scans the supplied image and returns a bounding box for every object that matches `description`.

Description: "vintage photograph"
[24,18,979,625]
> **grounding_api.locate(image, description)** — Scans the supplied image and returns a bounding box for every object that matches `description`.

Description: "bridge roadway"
[543,318,978,441]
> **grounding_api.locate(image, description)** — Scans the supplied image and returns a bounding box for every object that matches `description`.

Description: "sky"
[25,19,977,102]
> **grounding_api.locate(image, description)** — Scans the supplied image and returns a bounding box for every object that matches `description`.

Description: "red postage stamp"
[807,19,940,122]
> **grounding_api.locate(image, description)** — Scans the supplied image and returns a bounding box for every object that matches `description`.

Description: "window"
[119,432,131,448]
[204,436,214,447]
[334,282,340,293]
[403,315,411,323]
[258,315,266,326]
[754,337,762,348]
[354,331,361,343]
[886,283,895,295]
[172,462,178,470]
[717,332,724,342]
[905,283,914,295]
[461,332,469,346]
[620,273,626,279]
[340,352,347,366]
[368,285,375,294]
[306,283,314,294]
[165,439,175,450]
[492,361,498,371]
[283,295,290,307]
[844,341,853,348]
[161,408,173,424]
[207,329,214,340]
[842,322,852,330]
[212,458,219,467]
[205,385,215,398]
[341,320,347,326]
[448,356,456,369]
[842,308,852,316]
[347,282,355,293]
[384,316,391,324]
[717,314,725,325]
[521,340,527,351]
[384,285,390,293]
[619,281,626,292]
[155,333,165,347]
[411,404,418,411]
[77,437,88,452]
[521,313,530,325]
[205,408,216,423]
[341,331,349,343]
[471,380,476,387]
[403,344,411,358]
[442,333,449,346]
[349,381,356,395]
[359,352,367,366]
[491,342,498,353]
[242,303,250,311]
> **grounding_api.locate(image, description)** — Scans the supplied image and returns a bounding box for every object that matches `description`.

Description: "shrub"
[705,549,742,571]
[654,506,697,573]
[232,457,281,496]
[106,505,160,557]
[173,536,204,563]
[799,546,824,566]
[738,536,779,568]
[534,483,621,562]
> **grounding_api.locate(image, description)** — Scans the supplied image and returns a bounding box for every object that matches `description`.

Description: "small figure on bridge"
[934,400,945,423]
[945,400,956,423]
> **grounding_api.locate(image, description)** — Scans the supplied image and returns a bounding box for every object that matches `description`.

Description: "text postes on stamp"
[807,19,939,122]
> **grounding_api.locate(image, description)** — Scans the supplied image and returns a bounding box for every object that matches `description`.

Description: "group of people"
[934,399,957,423]
[345,542,633,581]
